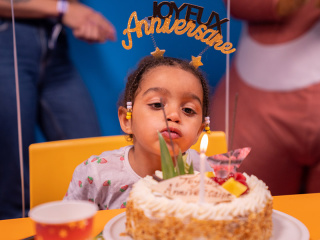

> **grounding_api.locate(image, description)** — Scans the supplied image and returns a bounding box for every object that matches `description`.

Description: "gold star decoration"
[151,47,165,58]
[190,56,203,69]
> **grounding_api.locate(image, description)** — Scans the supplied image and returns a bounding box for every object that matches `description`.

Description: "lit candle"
[199,134,208,204]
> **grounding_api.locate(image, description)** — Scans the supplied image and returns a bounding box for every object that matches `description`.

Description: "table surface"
[1,193,320,240]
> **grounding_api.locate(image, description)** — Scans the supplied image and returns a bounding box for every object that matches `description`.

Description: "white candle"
[199,134,208,204]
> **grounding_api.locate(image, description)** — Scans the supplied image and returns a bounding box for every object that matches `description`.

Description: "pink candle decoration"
[199,134,208,204]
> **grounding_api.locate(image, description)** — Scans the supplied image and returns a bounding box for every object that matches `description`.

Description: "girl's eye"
[183,108,196,115]
[148,102,163,109]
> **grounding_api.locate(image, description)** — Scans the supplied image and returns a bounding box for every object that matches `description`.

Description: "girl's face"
[124,65,204,156]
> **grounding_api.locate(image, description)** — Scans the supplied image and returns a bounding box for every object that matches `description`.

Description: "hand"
[276,0,307,17]
[62,2,116,43]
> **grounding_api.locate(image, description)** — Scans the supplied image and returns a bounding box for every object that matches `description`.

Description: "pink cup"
[29,200,98,240]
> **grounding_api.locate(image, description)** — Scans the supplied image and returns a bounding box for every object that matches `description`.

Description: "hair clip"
[126,102,132,120]
[204,116,211,134]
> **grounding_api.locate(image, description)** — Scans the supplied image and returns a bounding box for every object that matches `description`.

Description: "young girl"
[64,56,212,210]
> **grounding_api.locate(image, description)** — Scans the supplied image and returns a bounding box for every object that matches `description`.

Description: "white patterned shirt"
[64,145,211,210]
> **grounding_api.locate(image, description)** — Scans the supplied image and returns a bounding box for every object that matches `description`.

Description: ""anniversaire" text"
[122,12,235,54]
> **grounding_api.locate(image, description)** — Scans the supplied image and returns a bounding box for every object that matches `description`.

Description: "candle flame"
[200,134,208,153]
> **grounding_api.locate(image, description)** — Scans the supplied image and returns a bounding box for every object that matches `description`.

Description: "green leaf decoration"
[182,154,190,173]
[158,132,176,179]
[176,150,185,175]
[158,132,196,179]
[189,161,194,174]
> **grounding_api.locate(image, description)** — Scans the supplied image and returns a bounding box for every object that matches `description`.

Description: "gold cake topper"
[122,2,236,69]
[122,11,235,54]
[122,1,236,66]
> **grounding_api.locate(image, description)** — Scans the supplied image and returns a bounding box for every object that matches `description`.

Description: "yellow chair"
[192,131,227,157]
[29,135,130,209]
[29,132,226,208]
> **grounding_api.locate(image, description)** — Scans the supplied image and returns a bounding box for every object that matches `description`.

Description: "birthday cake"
[125,172,273,240]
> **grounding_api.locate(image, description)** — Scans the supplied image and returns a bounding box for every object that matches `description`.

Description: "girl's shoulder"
[100,145,132,157]
[86,145,133,166]
[73,145,134,178]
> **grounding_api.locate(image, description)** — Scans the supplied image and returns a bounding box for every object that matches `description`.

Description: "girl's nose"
[166,106,181,123]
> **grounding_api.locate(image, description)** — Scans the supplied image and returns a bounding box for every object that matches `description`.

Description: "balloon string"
[230,93,239,151]
[10,0,25,218]
[225,0,231,151]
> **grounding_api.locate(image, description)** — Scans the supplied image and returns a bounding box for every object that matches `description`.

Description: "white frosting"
[128,173,272,221]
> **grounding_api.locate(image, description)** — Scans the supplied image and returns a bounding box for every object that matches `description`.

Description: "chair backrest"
[29,132,226,208]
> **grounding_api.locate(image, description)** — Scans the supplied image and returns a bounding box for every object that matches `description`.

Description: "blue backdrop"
[48,0,242,138]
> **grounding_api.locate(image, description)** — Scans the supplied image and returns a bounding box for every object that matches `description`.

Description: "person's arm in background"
[227,0,307,21]
[276,0,308,17]
[225,0,320,43]
[0,0,116,43]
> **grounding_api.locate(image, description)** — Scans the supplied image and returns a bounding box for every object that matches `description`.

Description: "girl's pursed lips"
[160,127,182,139]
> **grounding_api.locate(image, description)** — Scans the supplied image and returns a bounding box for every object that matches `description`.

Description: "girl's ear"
[193,122,205,145]
[118,106,133,134]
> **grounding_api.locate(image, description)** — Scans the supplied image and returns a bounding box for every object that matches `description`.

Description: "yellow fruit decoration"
[222,178,248,197]
[205,171,215,178]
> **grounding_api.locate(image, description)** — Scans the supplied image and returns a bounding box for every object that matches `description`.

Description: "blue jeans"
[0,18,101,219]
